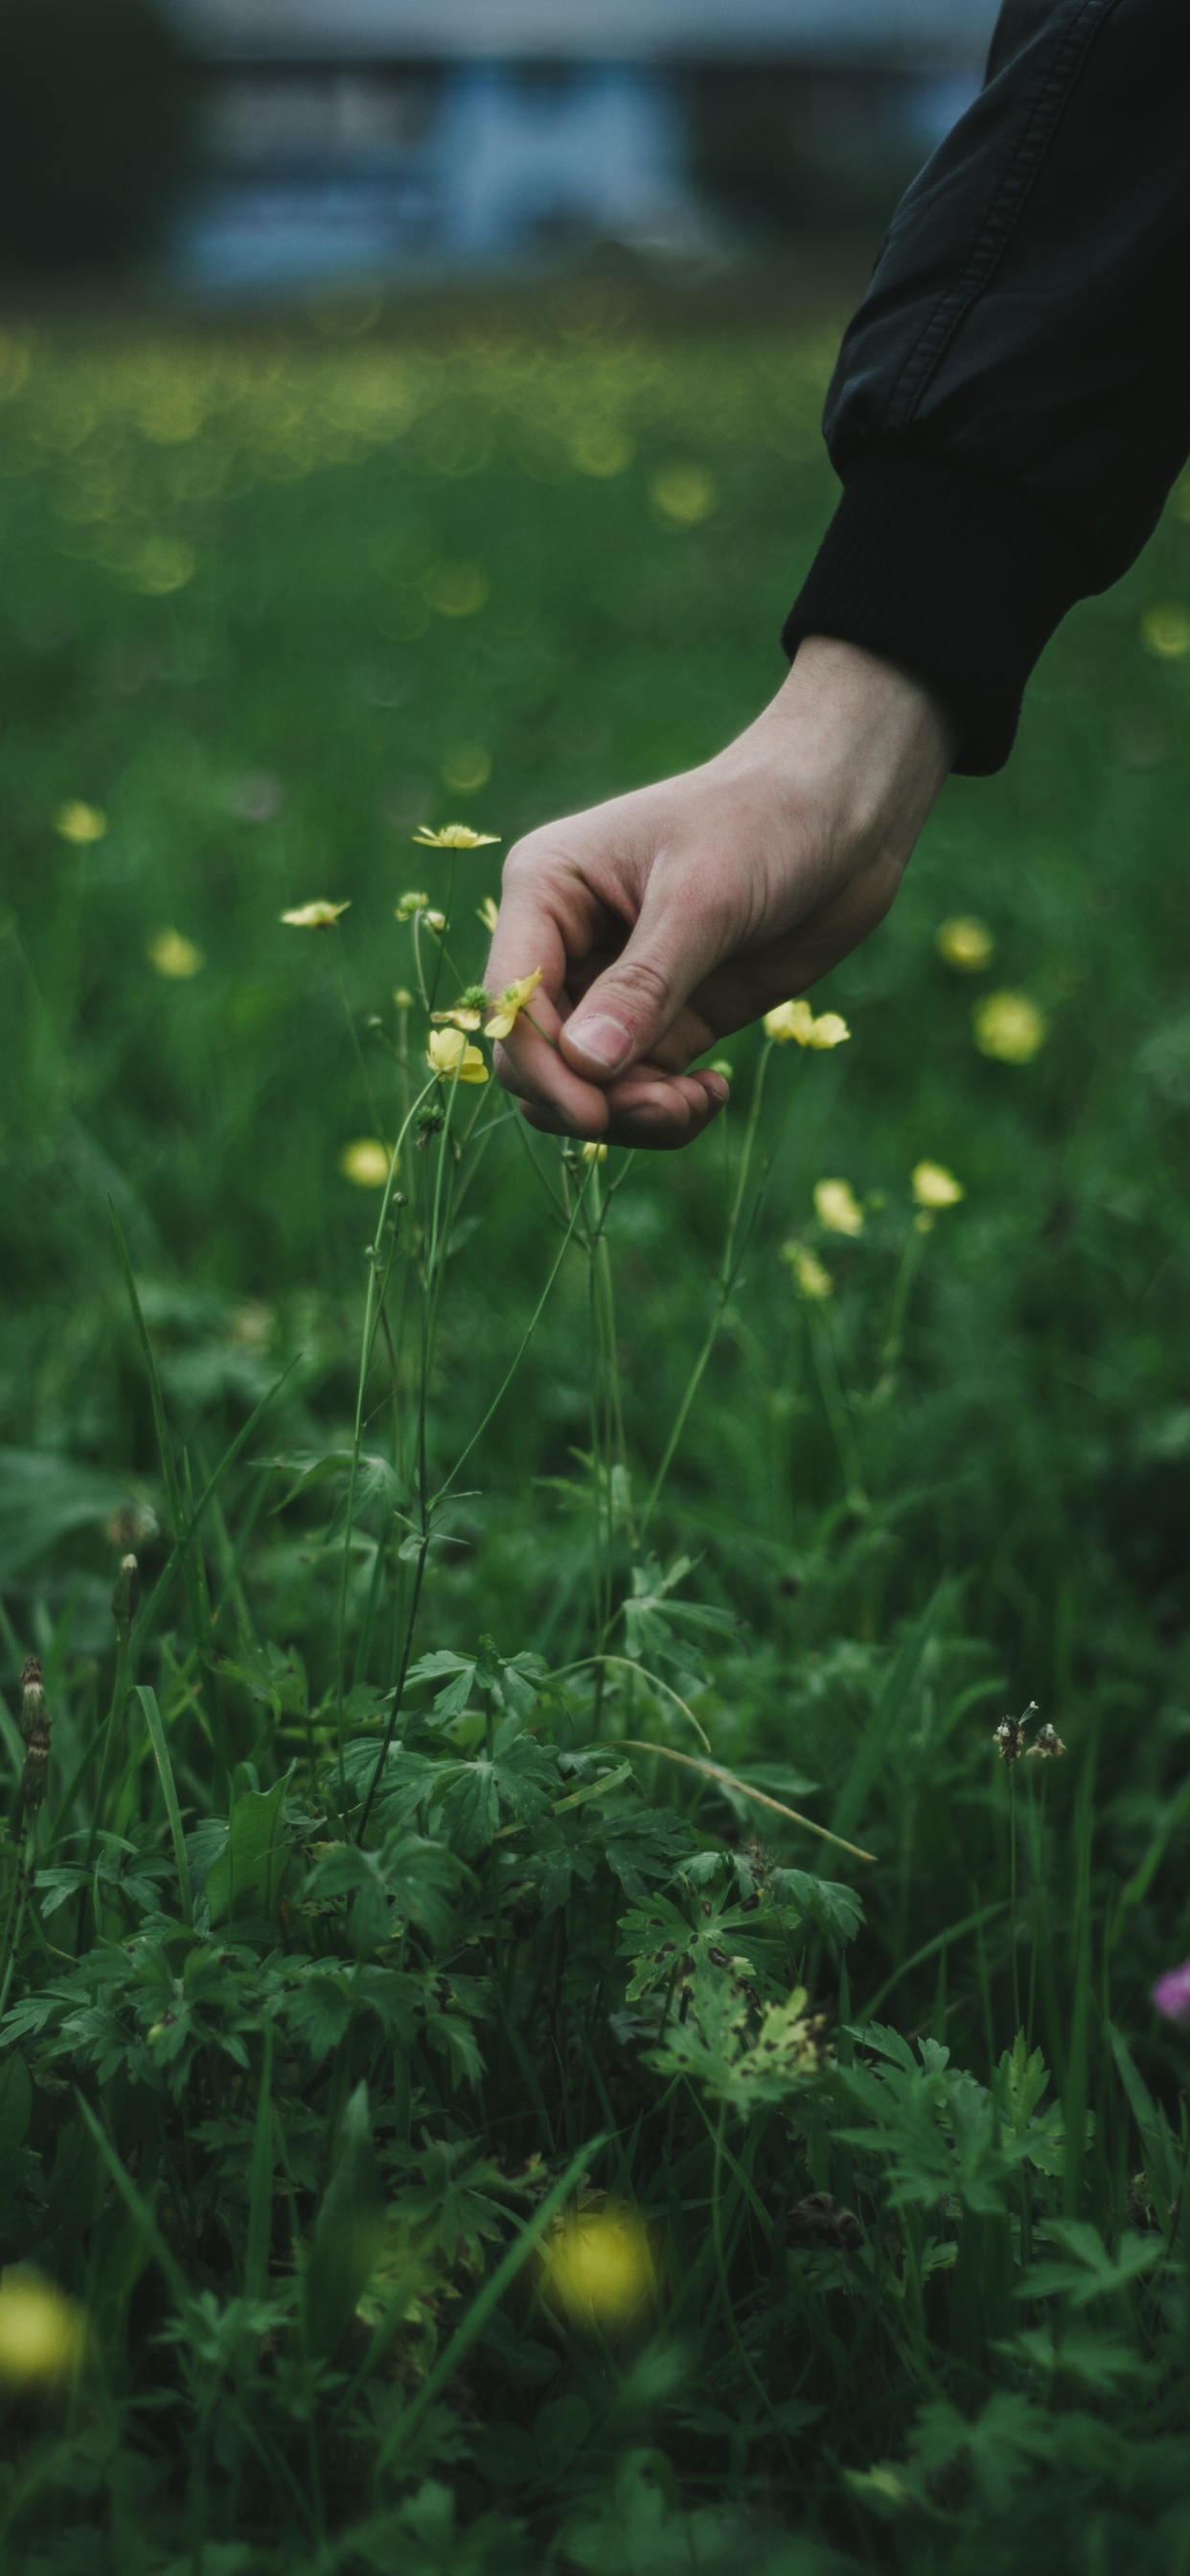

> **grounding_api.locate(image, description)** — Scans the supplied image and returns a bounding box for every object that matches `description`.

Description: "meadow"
[0,264,1189,2572]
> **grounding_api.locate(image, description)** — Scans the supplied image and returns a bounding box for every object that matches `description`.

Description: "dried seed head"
[19,1658,45,1745]
[994,1699,1038,1765]
[111,1553,140,1628]
[1026,1721,1066,1760]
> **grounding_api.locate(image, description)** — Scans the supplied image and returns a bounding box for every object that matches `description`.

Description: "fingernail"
[568,1012,633,1074]
[703,1072,730,1104]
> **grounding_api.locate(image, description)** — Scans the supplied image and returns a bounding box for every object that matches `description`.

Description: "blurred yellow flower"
[427,1027,489,1084]
[485,967,543,1040]
[651,463,714,525]
[393,987,413,1008]
[1142,603,1190,659]
[477,895,500,933]
[911,1160,964,1209]
[782,1241,833,1300]
[125,535,195,595]
[0,2271,87,2389]
[412,823,500,850]
[147,928,204,979]
[396,889,430,920]
[570,425,633,477]
[709,1057,733,1080]
[540,2207,657,2326]
[936,915,995,972]
[55,801,106,843]
[582,1141,608,1163]
[441,744,492,794]
[973,990,1047,1064]
[814,1178,863,1236]
[281,900,350,930]
[765,999,850,1050]
[423,909,446,934]
[339,1138,397,1187]
[422,560,489,618]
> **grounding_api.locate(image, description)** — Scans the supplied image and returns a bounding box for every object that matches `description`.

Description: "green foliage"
[0,273,1187,2573]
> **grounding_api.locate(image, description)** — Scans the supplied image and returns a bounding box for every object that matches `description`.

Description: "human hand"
[485,636,954,1148]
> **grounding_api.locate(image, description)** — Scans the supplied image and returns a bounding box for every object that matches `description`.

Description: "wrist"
[719,634,954,861]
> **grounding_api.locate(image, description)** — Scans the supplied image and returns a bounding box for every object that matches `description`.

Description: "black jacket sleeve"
[783,0,1190,772]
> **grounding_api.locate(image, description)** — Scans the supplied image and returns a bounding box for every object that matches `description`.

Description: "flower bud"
[19,1694,51,1811]
[19,1658,45,1746]
[111,1553,139,1629]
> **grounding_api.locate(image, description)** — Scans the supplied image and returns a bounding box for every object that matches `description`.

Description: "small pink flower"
[1152,1960,1190,2025]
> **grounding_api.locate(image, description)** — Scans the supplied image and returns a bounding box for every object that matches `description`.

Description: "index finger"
[485,860,617,1138]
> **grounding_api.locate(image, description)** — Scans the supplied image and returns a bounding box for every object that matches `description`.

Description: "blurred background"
[0,0,999,292]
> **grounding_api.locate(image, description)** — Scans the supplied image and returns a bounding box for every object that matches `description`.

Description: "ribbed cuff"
[782,448,1087,774]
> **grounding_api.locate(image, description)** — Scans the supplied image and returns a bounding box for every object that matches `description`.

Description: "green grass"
[1,273,1190,2573]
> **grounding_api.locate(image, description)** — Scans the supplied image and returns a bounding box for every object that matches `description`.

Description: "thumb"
[561,883,712,1080]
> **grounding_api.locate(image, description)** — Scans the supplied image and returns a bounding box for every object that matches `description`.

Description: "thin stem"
[434,1174,592,1508]
[1009,1763,1021,2036]
[551,1653,713,1754]
[617,1739,876,1864]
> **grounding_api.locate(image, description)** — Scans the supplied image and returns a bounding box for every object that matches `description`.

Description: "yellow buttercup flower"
[431,982,489,1032]
[781,1241,833,1300]
[477,895,500,933]
[339,1138,397,1187]
[412,823,501,850]
[485,967,543,1041]
[55,801,106,843]
[765,999,851,1050]
[281,900,350,930]
[0,2271,88,2388]
[813,1178,863,1237]
[396,889,429,920]
[147,928,204,978]
[936,915,995,972]
[973,990,1047,1064]
[582,1141,608,1164]
[911,1161,964,1209]
[427,1026,489,1084]
[540,2207,657,2327]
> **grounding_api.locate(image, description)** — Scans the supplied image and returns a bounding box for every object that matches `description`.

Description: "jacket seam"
[883,0,1124,432]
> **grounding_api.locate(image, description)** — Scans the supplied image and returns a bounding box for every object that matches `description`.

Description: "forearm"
[786,0,1190,772]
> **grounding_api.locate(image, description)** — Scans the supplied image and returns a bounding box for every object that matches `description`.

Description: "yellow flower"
[339,1138,397,1187]
[709,1057,733,1081]
[412,823,501,850]
[813,1178,863,1237]
[431,982,490,1032]
[911,1160,964,1209]
[0,2271,88,2389]
[582,1141,608,1164]
[1142,603,1190,659]
[485,967,543,1040]
[393,987,413,1009]
[936,915,995,972]
[423,909,446,935]
[281,900,350,930]
[781,1241,833,1300]
[973,990,1047,1064]
[540,2207,657,2326]
[426,1026,489,1084]
[477,895,500,933]
[147,928,204,978]
[55,801,106,843]
[764,999,851,1049]
[396,889,429,920]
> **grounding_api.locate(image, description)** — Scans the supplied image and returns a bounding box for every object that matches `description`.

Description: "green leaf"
[206,1779,289,1925]
[305,2081,386,2357]
[134,1686,194,1927]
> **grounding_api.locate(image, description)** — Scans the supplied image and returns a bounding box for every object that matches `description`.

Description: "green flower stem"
[332,1076,438,1811]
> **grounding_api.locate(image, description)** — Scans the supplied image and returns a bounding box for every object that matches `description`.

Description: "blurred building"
[162,0,1001,291]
